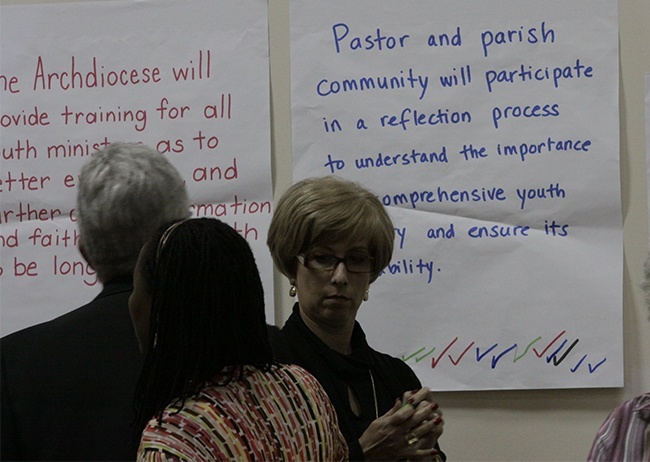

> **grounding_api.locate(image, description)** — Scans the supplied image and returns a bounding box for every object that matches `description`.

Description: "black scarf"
[274,303,423,460]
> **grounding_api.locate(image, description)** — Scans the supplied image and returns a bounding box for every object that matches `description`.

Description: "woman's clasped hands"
[358,387,444,461]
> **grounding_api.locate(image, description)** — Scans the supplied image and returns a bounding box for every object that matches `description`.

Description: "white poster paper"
[291,0,622,390]
[1,0,274,336]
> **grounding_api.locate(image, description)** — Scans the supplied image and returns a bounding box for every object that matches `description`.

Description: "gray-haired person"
[1,143,190,461]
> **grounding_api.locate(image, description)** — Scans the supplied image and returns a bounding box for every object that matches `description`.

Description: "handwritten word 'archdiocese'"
[1,51,212,94]
[401,330,607,375]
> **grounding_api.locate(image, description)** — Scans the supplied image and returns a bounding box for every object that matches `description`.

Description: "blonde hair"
[267,176,394,282]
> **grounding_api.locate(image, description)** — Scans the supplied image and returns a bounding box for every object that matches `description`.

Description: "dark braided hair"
[133,218,273,438]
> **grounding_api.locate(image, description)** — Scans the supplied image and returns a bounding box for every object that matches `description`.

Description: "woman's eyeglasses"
[297,252,374,273]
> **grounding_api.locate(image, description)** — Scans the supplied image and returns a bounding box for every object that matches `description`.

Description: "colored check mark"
[491,343,518,369]
[588,358,606,373]
[551,339,579,366]
[514,336,542,362]
[402,347,426,362]
[533,330,566,358]
[546,339,568,364]
[416,347,437,362]
[449,341,475,366]
[431,337,459,368]
[571,354,587,373]
[476,343,498,362]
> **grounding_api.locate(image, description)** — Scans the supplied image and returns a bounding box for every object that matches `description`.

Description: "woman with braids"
[129,217,347,461]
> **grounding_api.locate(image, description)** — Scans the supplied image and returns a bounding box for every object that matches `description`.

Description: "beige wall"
[267,1,650,460]
[4,0,649,459]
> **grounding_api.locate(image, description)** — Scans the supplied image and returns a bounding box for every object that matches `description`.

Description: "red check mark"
[533,330,566,358]
[449,341,475,366]
[431,337,459,368]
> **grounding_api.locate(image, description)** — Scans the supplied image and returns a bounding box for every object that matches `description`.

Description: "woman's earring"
[289,280,296,297]
[363,290,369,301]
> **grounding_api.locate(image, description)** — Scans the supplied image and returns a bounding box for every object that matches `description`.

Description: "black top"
[271,303,443,461]
[1,278,143,461]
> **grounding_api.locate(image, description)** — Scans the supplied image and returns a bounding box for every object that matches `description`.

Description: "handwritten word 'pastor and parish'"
[327,21,555,58]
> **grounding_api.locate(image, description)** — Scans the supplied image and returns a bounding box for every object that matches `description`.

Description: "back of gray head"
[76,143,190,283]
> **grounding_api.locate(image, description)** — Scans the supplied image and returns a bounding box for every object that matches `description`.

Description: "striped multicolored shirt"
[137,364,348,461]
[588,393,650,462]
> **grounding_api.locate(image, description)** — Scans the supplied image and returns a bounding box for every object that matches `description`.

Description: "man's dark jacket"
[1,278,142,461]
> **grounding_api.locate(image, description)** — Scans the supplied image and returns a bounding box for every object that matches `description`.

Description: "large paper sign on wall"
[1,0,274,336]
[291,0,622,390]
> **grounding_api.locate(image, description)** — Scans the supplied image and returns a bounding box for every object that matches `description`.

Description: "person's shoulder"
[3,288,123,339]
[625,392,650,406]
[593,393,650,439]
[272,364,336,410]
[588,393,650,461]
[1,283,133,361]
[607,392,650,419]
[1,311,72,352]
[367,343,416,371]
[277,362,312,377]
[272,363,322,388]
[363,343,422,387]
[268,323,296,363]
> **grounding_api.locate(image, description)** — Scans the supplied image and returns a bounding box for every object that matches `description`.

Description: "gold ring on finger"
[405,432,419,446]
